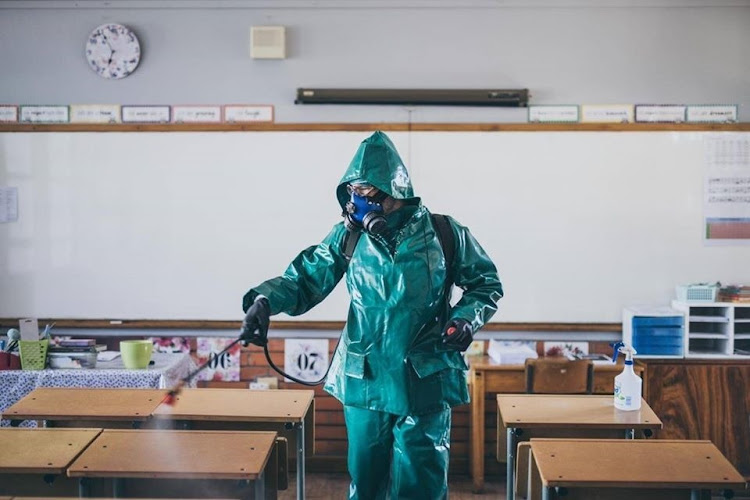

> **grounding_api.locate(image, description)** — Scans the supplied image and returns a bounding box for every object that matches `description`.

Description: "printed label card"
[224,105,274,123]
[528,105,579,123]
[20,105,69,123]
[70,104,121,123]
[195,337,241,381]
[121,105,171,123]
[0,105,18,122]
[284,338,329,383]
[172,105,222,123]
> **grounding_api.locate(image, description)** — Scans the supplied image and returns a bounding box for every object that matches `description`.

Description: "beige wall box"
[250,26,286,59]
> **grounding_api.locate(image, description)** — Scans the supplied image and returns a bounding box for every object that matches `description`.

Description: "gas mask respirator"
[343,184,387,235]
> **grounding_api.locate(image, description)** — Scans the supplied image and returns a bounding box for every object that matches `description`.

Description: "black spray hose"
[262,334,342,386]
[163,331,342,405]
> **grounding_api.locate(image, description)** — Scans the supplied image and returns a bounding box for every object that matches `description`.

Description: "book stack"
[719,285,750,303]
[48,338,99,369]
[56,338,96,348]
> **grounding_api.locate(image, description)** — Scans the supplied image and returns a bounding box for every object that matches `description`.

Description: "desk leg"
[690,489,700,500]
[541,485,550,500]
[297,420,305,500]
[470,369,485,493]
[113,478,124,498]
[625,428,634,440]
[78,478,90,498]
[255,469,266,500]
[507,427,516,500]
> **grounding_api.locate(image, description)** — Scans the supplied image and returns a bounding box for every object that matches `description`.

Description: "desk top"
[0,428,101,474]
[67,429,277,480]
[497,395,662,429]
[2,388,166,421]
[152,388,314,423]
[469,355,638,372]
[530,439,746,489]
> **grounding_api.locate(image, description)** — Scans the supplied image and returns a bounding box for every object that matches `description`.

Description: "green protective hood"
[336,131,416,209]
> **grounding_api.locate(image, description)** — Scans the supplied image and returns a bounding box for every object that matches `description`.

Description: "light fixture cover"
[295,88,529,107]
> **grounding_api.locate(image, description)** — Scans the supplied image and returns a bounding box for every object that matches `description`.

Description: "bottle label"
[614,381,630,406]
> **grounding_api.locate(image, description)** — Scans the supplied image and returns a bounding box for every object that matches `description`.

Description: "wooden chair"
[524,358,593,394]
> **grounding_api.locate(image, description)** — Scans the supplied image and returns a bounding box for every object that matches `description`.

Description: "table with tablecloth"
[0,352,197,427]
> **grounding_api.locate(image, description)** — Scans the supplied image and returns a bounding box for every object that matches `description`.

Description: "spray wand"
[162,336,243,406]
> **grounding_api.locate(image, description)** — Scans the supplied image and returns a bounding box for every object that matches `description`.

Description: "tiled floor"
[279,472,505,499]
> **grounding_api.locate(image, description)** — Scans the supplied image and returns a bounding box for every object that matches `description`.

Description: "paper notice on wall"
[704,134,750,243]
[0,187,18,223]
[151,336,191,354]
[284,338,329,383]
[543,342,589,359]
[195,337,241,381]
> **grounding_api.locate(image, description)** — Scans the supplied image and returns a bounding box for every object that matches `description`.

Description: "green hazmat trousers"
[244,131,503,499]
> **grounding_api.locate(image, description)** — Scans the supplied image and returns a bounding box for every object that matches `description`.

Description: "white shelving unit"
[672,301,750,358]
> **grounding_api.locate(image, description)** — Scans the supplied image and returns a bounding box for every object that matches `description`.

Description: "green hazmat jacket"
[244,131,503,416]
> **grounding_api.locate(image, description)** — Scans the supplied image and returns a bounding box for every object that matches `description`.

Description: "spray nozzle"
[610,342,637,364]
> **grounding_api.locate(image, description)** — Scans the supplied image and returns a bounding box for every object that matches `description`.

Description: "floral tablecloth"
[0,352,196,427]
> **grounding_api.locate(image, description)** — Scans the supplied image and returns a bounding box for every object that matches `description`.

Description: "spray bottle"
[611,342,642,411]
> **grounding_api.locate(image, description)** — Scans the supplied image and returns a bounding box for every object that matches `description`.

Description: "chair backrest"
[524,358,594,394]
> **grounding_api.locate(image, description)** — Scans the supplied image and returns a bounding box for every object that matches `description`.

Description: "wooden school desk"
[0,428,101,497]
[2,388,166,428]
[152,388,314,500]
[468,356,645,492]
[527,438,746,500]
[498,395,662,500]
[67,429,278,500]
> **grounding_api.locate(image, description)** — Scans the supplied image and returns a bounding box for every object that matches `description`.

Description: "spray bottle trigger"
[610,342,624,364]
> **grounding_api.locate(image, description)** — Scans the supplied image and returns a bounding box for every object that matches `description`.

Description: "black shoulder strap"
[431,213,455,289]
[342,230,362,261]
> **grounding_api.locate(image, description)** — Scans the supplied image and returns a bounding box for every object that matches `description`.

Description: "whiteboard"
[1,131,748,322]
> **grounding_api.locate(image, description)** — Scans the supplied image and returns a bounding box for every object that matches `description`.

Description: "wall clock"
[85,23,141,79]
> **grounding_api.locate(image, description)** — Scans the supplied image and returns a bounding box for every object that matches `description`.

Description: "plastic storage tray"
[630,315,684,357]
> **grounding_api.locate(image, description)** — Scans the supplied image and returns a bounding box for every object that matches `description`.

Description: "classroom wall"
[1,0,749,122]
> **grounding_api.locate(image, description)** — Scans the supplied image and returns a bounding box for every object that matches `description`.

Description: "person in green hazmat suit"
[241,130,503,499]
